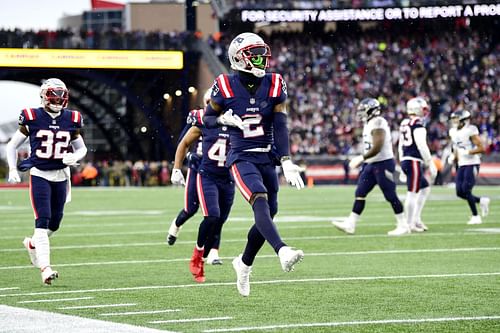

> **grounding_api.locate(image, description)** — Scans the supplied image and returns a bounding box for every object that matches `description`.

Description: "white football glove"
[8,169,21,184]
[62,152,79,166]
[428,160,438,182]
[282,159,305,190]
[349,155,365,169]
[217,110,244,130]
[171,168,186,186]
[398,171,407,183]
[447,153,455,165]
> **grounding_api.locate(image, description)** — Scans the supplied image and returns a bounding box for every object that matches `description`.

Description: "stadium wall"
[125,3,218,35]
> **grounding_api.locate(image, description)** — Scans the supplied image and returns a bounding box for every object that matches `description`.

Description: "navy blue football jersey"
[399,117,424,160]
[194,110,230,177]
[210,73,287,165]
[18,107,83,171]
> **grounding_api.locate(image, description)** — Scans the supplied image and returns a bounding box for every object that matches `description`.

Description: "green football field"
[0,185,499,333]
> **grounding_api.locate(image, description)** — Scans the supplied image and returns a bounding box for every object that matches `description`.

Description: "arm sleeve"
[70,136,88,161]
[414,127,432,164]
[6,130,28,170]
[202,103,220,129]
[273,111,290,158]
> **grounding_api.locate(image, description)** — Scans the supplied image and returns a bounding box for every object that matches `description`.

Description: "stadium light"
[163,93,171,100]
[188,86,197,94]
[175,90,182,96]
[140,126,148,133]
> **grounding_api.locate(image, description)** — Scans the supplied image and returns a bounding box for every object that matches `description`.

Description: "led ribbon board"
[0,48,183,69]
[241,3,500,22]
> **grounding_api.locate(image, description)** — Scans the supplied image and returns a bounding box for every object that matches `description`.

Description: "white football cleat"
[467,215,482,225]
[206,249,223,265]
[232,255,251,297]
[415,220,428,231]
[331,220,355,235]
[41,266,58,285]
[480,197,490,217]
[278,246,304,272]
[387,225,411,236]
[409,223,424,233]
[23,237,38,268]
[166,219,182,246]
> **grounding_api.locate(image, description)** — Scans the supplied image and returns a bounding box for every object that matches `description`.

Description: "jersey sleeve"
[210,75,227,108]
[371,117,386,130]
[18,108,36,127]
[70,110,84,129]
[468,125,479,137]
[268,73,287,105]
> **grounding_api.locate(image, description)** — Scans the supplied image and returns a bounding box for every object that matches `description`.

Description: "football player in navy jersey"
[203,32,305,296]
[168,90,224,265]
[398,97,437,233]
[6,78,87,285]
[172,102,235,283]
[332,98,406,236]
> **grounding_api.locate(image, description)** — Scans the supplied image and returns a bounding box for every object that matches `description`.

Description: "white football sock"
[33,228,51,270]
[395,212,406,227]
[415,187,430,222]
[348,212,360,225]
[404,192,418,226]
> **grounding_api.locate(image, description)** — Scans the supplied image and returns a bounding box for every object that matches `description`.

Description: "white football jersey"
[362,116,394,164]
[449,125,481,167]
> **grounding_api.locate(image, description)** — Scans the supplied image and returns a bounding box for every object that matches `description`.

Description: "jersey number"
[400,125,413,146]
[242,114,264,138]
[207,138,228,167]
[35,130,71,159]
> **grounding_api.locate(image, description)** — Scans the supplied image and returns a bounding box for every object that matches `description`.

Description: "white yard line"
[0,287,19,291]
[59,303,136,310]
[18,296,94,304]
[100,309,181,316]
[1,246,499,270]
[1,272,499,298]
[202,315,500,332]
[150,316,233,324]
[1,231,496,252]
[0,305,177,333]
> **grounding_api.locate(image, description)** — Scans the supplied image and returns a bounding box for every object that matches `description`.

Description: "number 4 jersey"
[194,110,231,178]
[18,107,83,171]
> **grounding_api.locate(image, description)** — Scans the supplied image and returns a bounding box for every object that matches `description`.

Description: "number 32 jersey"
[210,73,287,165]
[18,107,83,171]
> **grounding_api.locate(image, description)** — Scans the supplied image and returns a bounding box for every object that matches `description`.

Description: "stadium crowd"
[0,28,191,50]
[1,24,498,187]
[210,27,499,158]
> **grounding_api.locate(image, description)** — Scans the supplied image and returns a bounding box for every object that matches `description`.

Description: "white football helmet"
[406,97,429,117]
[228,32,271,78]
[40,78,68,113]
[450,110,471,129]
[356,98,381,122]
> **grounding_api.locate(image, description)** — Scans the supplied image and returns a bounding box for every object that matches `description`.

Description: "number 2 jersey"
[209,73,287,165]
[362,116,394,164]
[18,107,83,171]
[449,125,481,167]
